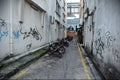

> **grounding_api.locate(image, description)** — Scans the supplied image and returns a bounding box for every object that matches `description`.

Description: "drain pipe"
[9,0,24,55]
[10,0,13,55]
[18,0,24,24]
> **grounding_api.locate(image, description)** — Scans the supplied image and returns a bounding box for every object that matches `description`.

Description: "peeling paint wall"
[83,0,120,78]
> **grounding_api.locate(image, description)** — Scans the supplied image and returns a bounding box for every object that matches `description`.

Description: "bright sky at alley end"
[66,0,80,3]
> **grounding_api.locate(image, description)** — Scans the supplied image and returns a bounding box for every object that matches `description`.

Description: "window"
[67,3,80,14]
[56,1,61,16]
[70,8,79,13]
[74,8,79,13]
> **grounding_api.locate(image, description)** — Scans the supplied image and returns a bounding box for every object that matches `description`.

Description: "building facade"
[67,2,80,30]
[0,0,67,60]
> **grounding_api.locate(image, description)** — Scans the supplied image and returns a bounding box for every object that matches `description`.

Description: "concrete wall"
[32,0,49,11]
[0,0,11,59]
[83,0,120,78]
[0,0,67,60]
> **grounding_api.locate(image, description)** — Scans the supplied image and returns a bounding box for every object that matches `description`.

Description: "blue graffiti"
[0,31,8,41]
[13,30,20,39]
[0,19,8,41]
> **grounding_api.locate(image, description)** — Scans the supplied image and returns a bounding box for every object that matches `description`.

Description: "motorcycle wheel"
[59,47,65,54]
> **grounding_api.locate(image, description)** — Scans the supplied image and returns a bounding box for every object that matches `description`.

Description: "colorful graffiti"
[20,26,42,41]
[0,19,8,41]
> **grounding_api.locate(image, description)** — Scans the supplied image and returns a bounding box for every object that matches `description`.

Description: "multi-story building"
[67,3,80,18]
[67,2,80,30]
[55,0,67,40]
[0,0,67,60]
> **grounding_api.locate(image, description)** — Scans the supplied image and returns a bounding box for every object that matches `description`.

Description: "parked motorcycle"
[47,44,63,58]
[55,41,66,54]
[65,36,73,42]
[61,38,69,47]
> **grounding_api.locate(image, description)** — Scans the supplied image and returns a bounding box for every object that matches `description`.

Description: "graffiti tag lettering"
[95,29,104,59]
[105,31,116,48]
[20,26,42,41]
[112,48,120,62]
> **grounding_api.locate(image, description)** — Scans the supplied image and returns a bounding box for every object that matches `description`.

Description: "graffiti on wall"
[94,29,104,59]
[94,29,120,62]
[112,48,120,62]
[0,19,8,41]
[105,31,120,62]
[20,26,42,41]
[26,43,32,50]
[13,30,21,39]
[105,31,116,48]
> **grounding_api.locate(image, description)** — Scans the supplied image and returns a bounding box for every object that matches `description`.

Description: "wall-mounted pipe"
[18,0,24,24]
[10,0,13,55]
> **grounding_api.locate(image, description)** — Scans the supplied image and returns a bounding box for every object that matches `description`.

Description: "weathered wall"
[0,0,10,59]
[32,0,49,11]
[83,0,94,54]
[83,0,120,78]
[0,0,67,60]
[0,0,49,60]
[12,0,48,54]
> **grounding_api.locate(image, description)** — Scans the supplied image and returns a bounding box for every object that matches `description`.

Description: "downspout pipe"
[18,0,24,24]
[10,0,13,55]
[10,0,24,55]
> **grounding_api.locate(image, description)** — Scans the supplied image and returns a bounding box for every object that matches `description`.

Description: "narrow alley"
[0,0,120,80]
[11,39,94,79]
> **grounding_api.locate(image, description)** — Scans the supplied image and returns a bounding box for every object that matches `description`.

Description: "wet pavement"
[11,39,94,79]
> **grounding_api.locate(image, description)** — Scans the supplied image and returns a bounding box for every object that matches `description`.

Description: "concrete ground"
[11,39,94,79]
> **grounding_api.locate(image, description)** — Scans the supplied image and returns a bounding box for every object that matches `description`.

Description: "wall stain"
[0,19,8,41]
